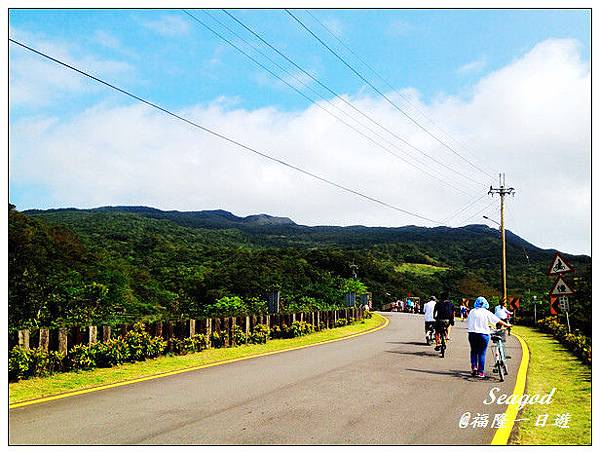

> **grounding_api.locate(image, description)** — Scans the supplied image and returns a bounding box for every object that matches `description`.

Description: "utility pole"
[488,173,515,304]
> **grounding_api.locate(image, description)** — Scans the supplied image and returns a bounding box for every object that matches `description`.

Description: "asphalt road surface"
[10,312,523,445]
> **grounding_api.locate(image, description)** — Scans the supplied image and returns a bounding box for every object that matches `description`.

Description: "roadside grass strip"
[510,326,591,445]
[10,313,387,407]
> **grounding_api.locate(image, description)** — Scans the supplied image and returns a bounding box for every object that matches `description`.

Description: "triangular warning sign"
[547,252,574,276]
[550,276,575,296]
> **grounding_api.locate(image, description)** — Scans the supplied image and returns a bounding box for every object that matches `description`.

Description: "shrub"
[170,334,208,355]
[249,324,270,344]
[270,325,282,339]
[335,318,348,328]
[95,337,129,367]
[122,322,167,361]
[210,330,228,348]
[362,310,373,319]
[232,325,248,345]
[9,347,65,381]
[537,316,591,364]
[69,344,97,370]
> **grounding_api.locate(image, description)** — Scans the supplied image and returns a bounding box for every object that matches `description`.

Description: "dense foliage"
[9,205,591,333]
[537,317,591,364]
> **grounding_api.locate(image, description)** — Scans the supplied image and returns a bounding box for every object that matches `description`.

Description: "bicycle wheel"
[440,332,446,358]
[497,360,504,381]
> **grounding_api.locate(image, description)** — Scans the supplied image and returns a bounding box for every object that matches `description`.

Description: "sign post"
[547,252,575,332]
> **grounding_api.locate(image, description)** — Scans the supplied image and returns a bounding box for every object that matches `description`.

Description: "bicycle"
[435,321,450,357]
[425,322,435,345]
[490,329,509,381]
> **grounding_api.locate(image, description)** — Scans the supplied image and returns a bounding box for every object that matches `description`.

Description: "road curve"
[9,312,522,445]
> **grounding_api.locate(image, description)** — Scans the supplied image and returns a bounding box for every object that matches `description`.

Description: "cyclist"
[433,295,455,351]
[423,296,437,340]
[494,301,513,333]
[467,296,511,378]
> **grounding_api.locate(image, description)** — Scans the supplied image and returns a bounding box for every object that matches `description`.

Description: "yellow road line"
[10,314,389,409]
[490,332,530,445]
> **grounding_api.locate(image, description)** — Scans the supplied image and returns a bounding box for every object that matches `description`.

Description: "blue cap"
[474,296,489,309]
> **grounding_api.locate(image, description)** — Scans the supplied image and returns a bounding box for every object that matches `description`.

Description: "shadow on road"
[385,350,439,357]
[387,341,429,346]
[405,368,502,382]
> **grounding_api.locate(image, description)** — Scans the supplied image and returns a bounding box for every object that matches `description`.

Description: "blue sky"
[9,9,590,114]
[8,9,591,254]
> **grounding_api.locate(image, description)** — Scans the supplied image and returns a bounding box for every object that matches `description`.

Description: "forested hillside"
[10,205,591,333]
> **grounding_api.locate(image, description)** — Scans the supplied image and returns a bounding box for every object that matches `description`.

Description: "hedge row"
[9,315,368,381]
[537,316,591,365]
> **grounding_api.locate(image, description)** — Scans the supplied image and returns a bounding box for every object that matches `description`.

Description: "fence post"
[155,321,163,338]
[58,327,68,355]
[292,313,297,323]
[189,319,196,337]
[265,315,270,330]
[88,326,97,344]
[230,317,237,346]
[245,316,251,335]
[102,326,111,342]
[39,328,50,352]
[223,318,230,347]
[206,319,212,347]
[18,329,30,350]
[120,324,128,337]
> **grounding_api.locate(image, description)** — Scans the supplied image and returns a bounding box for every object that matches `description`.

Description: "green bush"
[123,322,166,361]
[69,343,97,370]
[362,310,373,319]
[335,318,348,328]
[170,334,208,355]
[9,347,65,381]
[270,325,282,339]
[269,321,311,339]
[537,317,591,364]
[95,337,129,367]
[210,330,228,348]
[232,325,248,345]
[249,324,270,344]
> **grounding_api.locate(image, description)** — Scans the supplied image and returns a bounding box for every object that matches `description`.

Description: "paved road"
[10,312,522,445]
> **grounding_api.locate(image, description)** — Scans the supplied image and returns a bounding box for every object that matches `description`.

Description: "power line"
[220,9,487,190]
[9,37,445,225]
[442,193,488,224]
[456,199,497,225]
[183,10,476,196]
[303,9,497,178]
[285,9,495,180]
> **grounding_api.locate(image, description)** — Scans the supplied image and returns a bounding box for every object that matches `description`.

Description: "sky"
[8,8,591,255]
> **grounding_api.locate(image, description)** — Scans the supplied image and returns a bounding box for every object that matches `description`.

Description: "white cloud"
[9,27,134,107]
[141,15,191,37]
[457,57,487,75]
[9,38,591,255]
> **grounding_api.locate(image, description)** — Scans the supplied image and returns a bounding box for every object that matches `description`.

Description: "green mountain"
[10,205,591,333]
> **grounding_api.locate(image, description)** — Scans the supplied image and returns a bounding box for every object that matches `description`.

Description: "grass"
[394,263,448,276]
[9,313,385,405]
[511,326,591,445]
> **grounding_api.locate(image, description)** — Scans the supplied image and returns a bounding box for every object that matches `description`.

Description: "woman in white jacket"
[467,296,511,378]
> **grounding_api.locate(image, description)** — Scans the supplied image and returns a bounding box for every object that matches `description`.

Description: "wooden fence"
[8,307,364,354]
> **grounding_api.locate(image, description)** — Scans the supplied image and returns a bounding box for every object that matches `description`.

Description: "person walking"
[467,297,511,378]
